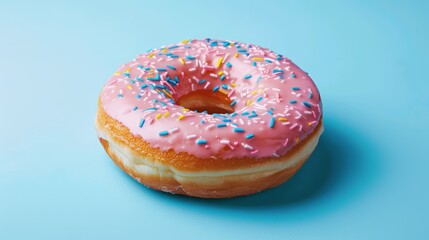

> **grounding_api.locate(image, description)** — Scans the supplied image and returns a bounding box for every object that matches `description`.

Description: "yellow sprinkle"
[279,118,288,122]
[216,57,224,68]
[231,83,236,87]
[127,85,132,90]
[125,67,131,73]
[234,53,239,58]
[156,113,162,119]
[181,39,189,44]
[161,48,168,53]
[259,89,263,93]
[218,71,223,76]
[114,72,121,75]
[177,115,185,121]
[163,112,170,118]
[246,99,253,106]
[251,90,257,96]
[295,137,299,143]
[253,57,263,61]
[219,89,228,95]
[179,58,185,65]
[182,108,189,112]
[148,53,154,58]
[163,90,173,99]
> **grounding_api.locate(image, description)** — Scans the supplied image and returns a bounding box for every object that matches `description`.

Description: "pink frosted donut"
[95,38,323,198]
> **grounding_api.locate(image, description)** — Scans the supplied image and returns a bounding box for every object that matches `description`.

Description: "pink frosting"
[100,39,322,159]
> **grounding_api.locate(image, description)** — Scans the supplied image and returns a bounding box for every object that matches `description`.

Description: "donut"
[95,38,323,198]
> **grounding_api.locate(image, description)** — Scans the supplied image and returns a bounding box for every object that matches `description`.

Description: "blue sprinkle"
[136,95,141,99]
[290,100,297,104]
[186,55,196,60]
[140,84,148,89]
[147,74,160,81]
[217,123,227,128]
[167,65,176,70]
[265,59,273,63]
[210,41,218,46]
[143,107,158,112]
[159,131,169,136]
[155,85,167,89]
[222,119,231,122]
[220,75,226,81]
[136,77,143,82]
[270,117,275,128]
[292,87,300,91]
[276,57,283,61]
[244,74,252,80]
[158,101,167,106]
[302,101,312,108]
[149,84,155,90]
[124,73,130,78]
[230,112,238,117]
[146,48,153,52]
[267,110,273,115]
[168,45,179,49]
[252,61,257,67]
[257,76,262,83]
[242,111,249,116]
[153,99,158,103]
[196,139,207,145]
[139,119,145,128]
[212,113,225,118]
[291,73,296,78]
[233,128,245,133]
[133,106,138,111]
[213,86,220,92]
[273,69,284,73]
[144,67,151,71]
[238,49,247,53]
[256,96,263,102]
[245,133,255,139]
[156,68,167,72]
[137,65,143,69]
[184,46,191,49]
[230,100,237,106]
[201,119,206,124]
[117,94,123,98]
[198,79,206,84]
[222,84,228,90]
[167,79,177,86]
[226,62,232,68]
[309,92,313,98]
[223,41,230,47]
[174,76,180,82]
[169,54,179,58]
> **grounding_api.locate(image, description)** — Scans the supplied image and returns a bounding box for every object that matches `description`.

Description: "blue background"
[1,0,428,239]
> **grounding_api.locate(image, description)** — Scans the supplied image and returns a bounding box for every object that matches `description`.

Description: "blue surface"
[1,1,428,239]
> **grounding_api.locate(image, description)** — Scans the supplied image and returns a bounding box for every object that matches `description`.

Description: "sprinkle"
[234,53,239,58]
[269,117,275,128]
[309,92,313,98]
[218,71,224,76]
[143,107,158,112]
[226,62,232,68]
[220,139,230,144]
[220,75,226,81]
[216,57,224,68]
[233,128,245,133]
[273,69,284,73]
[117,94,123,98]
[302,101,312,108]
[140,84,148,89]
[253,57,263,61]
[242,143,254,150]
[147,74,160,81]
[223,118,231,122]
[156,68,167,72]
[139,119,145,128]
[177,115,185,121]
[252,61,257,66]
[213,86,220,92]
[222,84,228,90]
[291,73,296,78]
[167,65,176,70]
[179,58,185,64]
[186,55,196,60]
[292,87,300,91]
[196,139,207,145]
[289,100,297,104]
[186,134,197,139]
[163,112,170,117]
[159,131,169,136]
[256,96,263,102]
[217,123,227,128]
[244,74,252,80]
[210,41,218,46]
[156,113,162,119]
[133,106,138,111]
[245,133,255,139]
[279,117,288,121]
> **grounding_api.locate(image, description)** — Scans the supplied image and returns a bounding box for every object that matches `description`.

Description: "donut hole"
[177,90,234,114]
